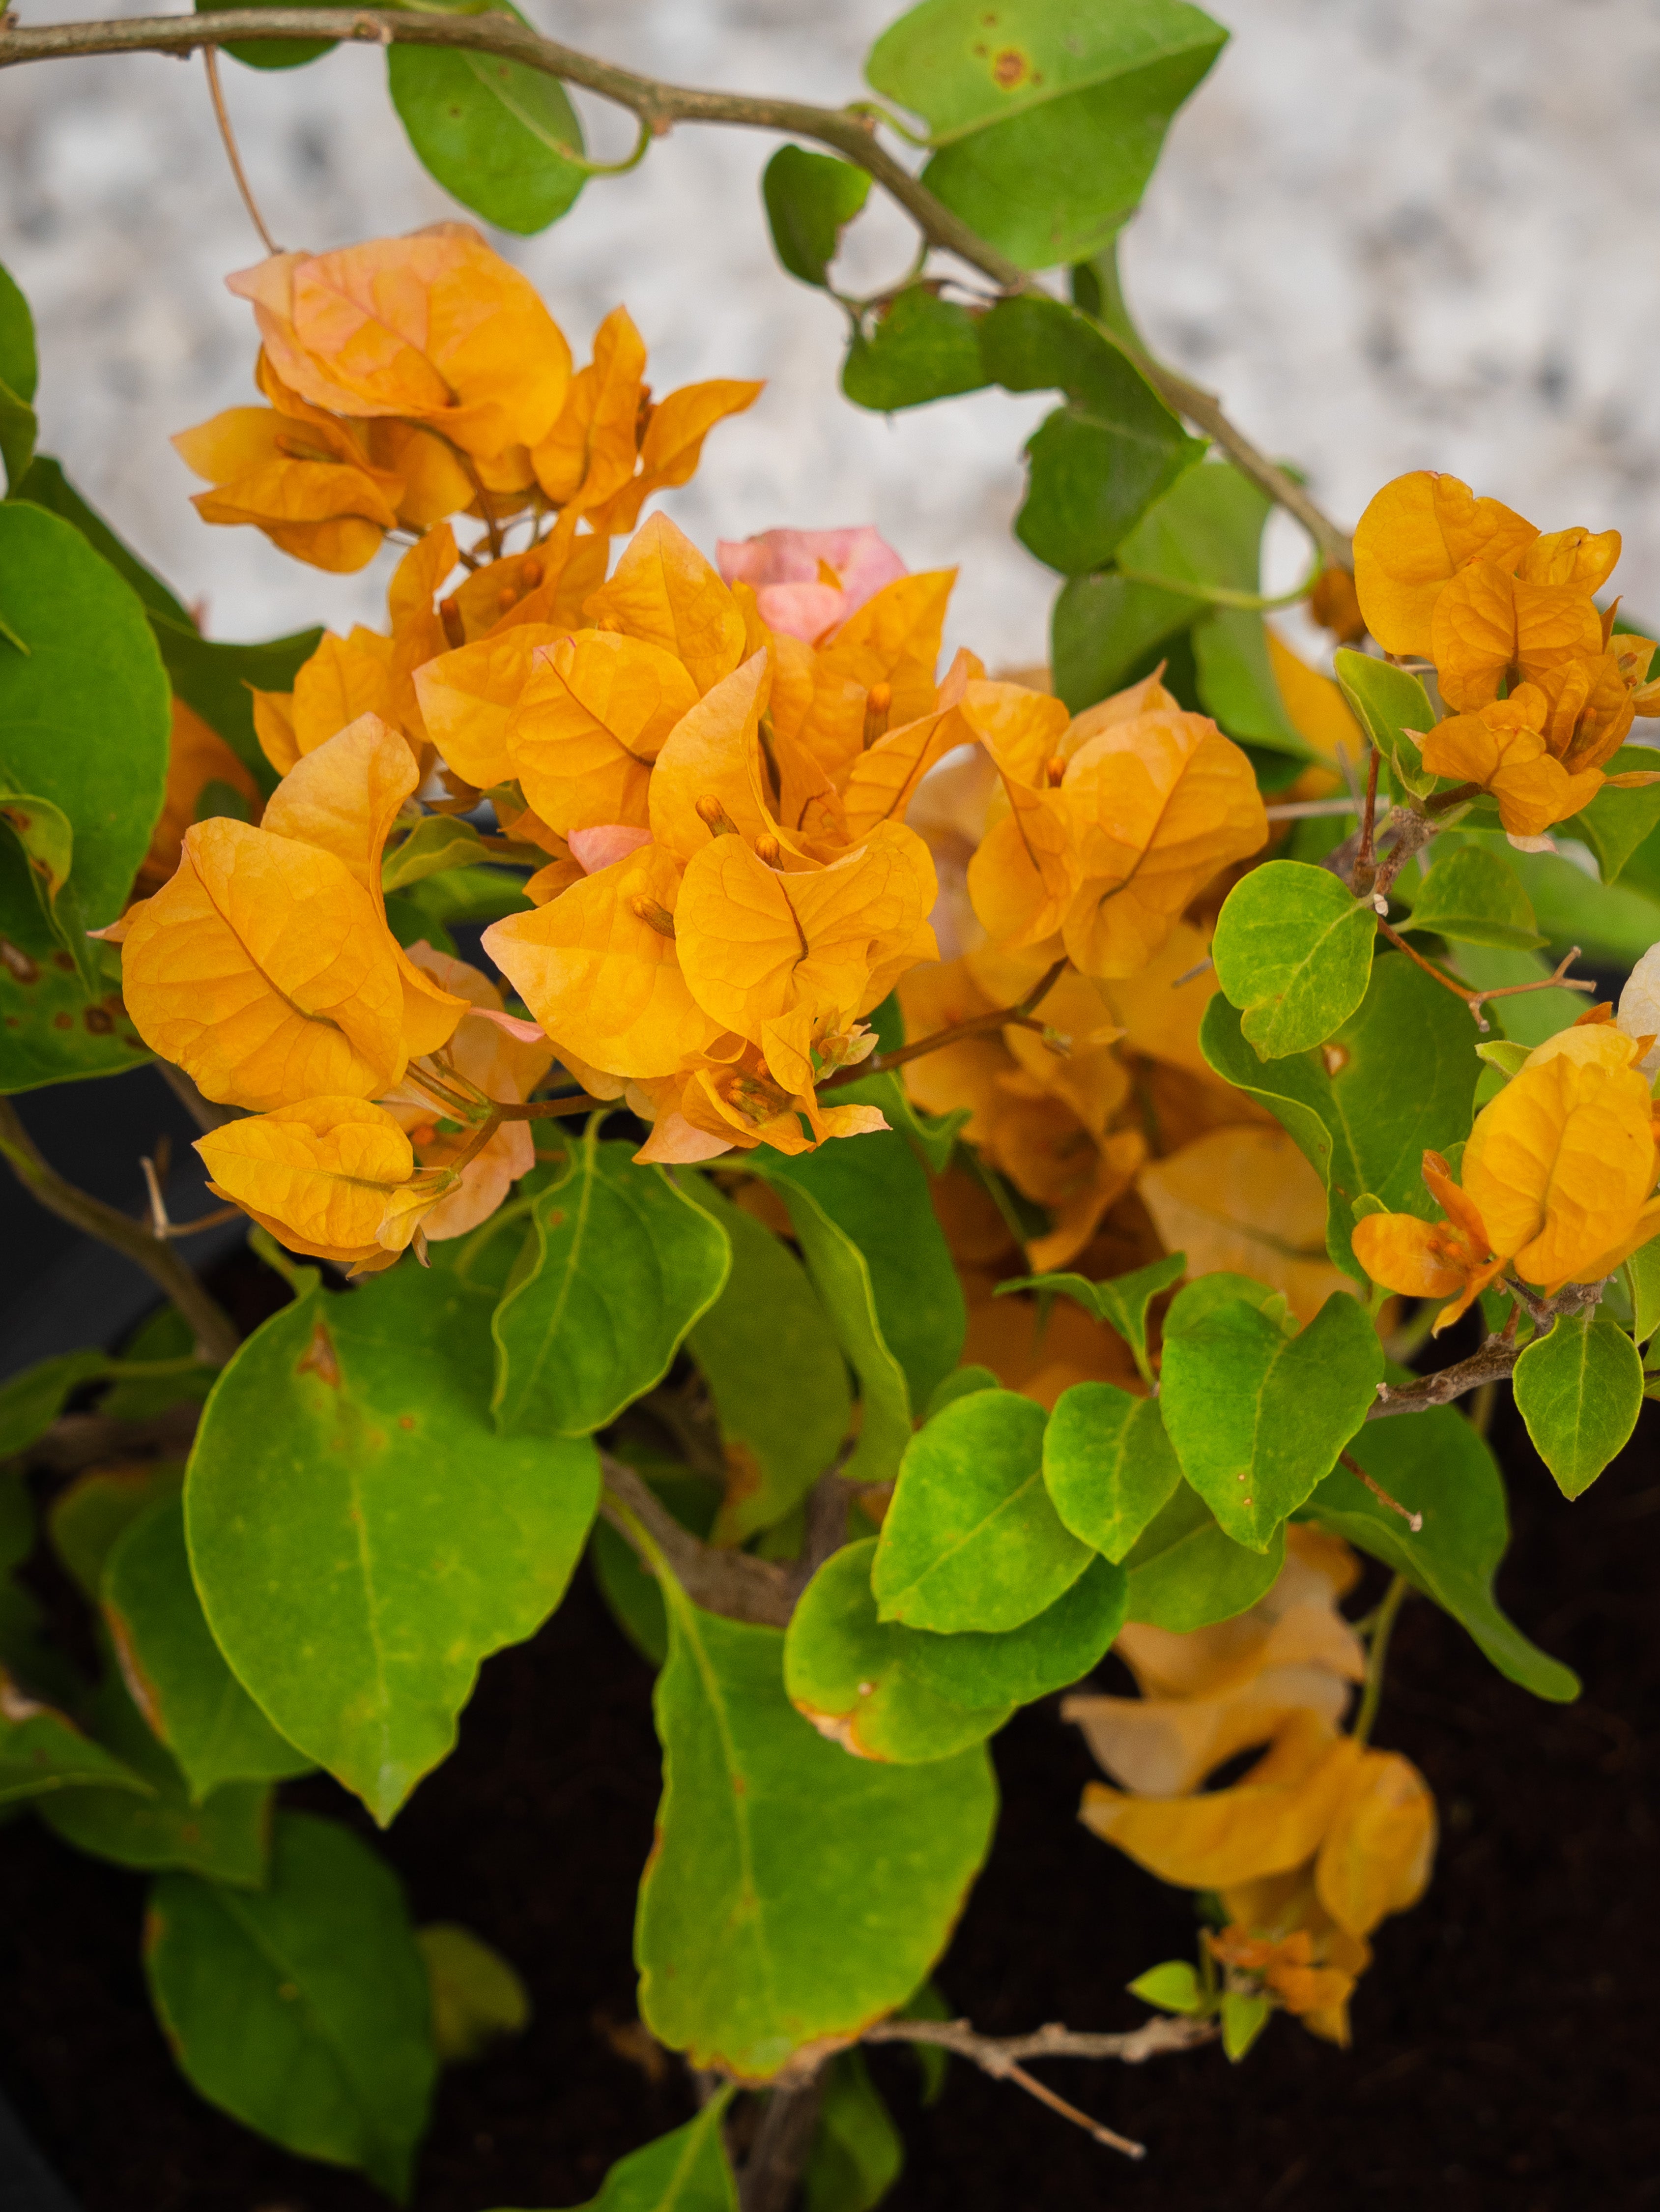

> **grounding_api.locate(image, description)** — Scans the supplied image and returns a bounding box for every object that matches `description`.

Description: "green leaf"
[99,1308,219,1423]
[1513,1311,1643,1500]
[804,2051,904,2212]
[15,455,192,623]
[899,1551,1125,1706]
[1304,1406,1577,1701]
[0,1348,107,1456]
[637,1583,997,2077]
[1221,1986,1270,2061]
[417,1922,531,2065]
[49,1460,185,1600]
[194,0,343,68]
[1498,841,1660,968]
[842,286,988,412]
[785,1540,1015,1764]
[0,501,169,923]
[1051,569,1200,715]
[144,1812,436,2200]
[1627,1238,1660,1348]
[1192,608,1313,758]
[0,1683,150,1806]
[684,1180,851,1545]
[0,262,38,405]
[739,1168,911,1489]
[923,1365,1000,1418]
[381,814,494,894]
[102,1495,314,1800]
[493,1134,730,1439]
[1212,859,1376,1059]
[1159,1284,1380,1549]
[751,1133,965,1418]
[829,1065,968,1173]
[1564,746,1660,883]
[1127,1959,1205,2015]
[872,1389,1091,1631]
[1121,1478,1285,1629]
[1332,648,1436,798]
[866,0,1227,270]
[1403,843,1545,950]
[40,1660,271,1883]
[1043,1382,1182,1561]
[552,2098,738,2212]
[764,145,872,288]
[1200,954,1481,1281]
[188,1268,600,1822]
[0,378,35,497]
[389,23,588,237]
[979,297,1203,573]
[1001,1250,1184,1384]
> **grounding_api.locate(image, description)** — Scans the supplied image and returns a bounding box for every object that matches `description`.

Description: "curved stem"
[1353,1572,1408,1746]
[0,1099,240,1364]
[0,9,1355,565]
[201,45,281,254]
[823,958,1069,1090]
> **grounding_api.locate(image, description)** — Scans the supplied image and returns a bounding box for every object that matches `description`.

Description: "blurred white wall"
[2,0,1657,668]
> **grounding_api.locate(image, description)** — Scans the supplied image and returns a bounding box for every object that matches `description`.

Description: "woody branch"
[0,7,1351,569]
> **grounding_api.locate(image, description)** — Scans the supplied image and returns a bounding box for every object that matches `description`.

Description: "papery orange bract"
[135,699,264,897]
[665,1047,889,1162]
[116,715,466,1110]
[1138,1125,1353,1323]
[1081,1709,1362,1888]
[532,304,649,513]
[172,402,401,573]
[1431,562,1604,713]
[379,944,553,1241]
[839,648,980,841]
[647,650,777,863]
[1065,1529,1364,1797]
[1351,470,1538,656]
[1462,1031,1660,1288]
[412,624,569,791]
[584,513,747,697]
[483,842,724,1080]
[508,631,699,836]
[1419,685,1605,837]
[589,377,763,538]
[196,1096,441,1270]
[811,569,956,728]
[117,818,409,1109]
[1315,1749,1436,1939]
[1061,707,1267,979]
[228,224,572,467]
[674,824,936,1071]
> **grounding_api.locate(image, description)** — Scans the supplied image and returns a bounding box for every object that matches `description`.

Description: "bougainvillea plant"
[3,2,1658,2205]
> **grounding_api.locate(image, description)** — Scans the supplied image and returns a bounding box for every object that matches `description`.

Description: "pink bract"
[715,525,908,643]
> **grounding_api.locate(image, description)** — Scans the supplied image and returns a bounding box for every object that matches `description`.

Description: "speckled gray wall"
[2,0,1655,665]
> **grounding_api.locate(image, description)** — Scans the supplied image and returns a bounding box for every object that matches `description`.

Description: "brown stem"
[201,44,281,254]
[1375,922,1594,1033]
[1424,780,1484,817]
[1352,748,1382,894]
[499,1093,610,1121]
[860,2013,1214,2158]
[1366,1280,1604,1421]
[598,1452,793,1628]
[0,1099,239,1364]
[825,958,1069,1090]
[0,11,1354,565]
[737,2069,829,2212]
[1338,1449,1422,1533]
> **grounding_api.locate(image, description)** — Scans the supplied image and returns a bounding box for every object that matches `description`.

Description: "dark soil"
[1,1387,1656,2212]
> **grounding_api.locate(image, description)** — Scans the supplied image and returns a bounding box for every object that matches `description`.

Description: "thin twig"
[201,45,281,254]
[737,2070,828,2212]
[139,1153,243,1241]
[0,10,1355,566]
[1338,1449,1421,1533]
[1262,797,1374,820]
[825,958,1068,1089]
[1375,922,1594,1032]
[1367,1281,1604,1420]
[1352,747,1382,894]
[861,2014,1214,2160]
[0,1099,239,1363]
